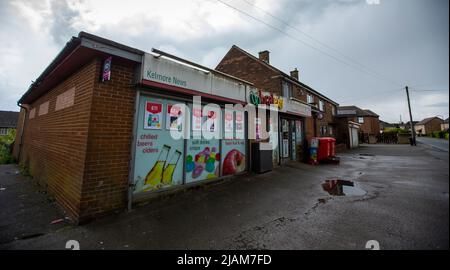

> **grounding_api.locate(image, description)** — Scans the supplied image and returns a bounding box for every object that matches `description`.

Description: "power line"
[409,89,449,92]
[216,0,403,87]
[338,88,403,103]
[240,0,402,87]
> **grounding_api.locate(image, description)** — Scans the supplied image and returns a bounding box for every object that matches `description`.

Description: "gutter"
[16,101,29,162]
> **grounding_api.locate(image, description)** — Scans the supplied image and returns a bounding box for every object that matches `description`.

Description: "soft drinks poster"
[134,97,184,193]
[185,139,220,183]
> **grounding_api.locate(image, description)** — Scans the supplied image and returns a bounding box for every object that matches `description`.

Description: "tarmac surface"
[416,136,449,152]
[0,144,448,250]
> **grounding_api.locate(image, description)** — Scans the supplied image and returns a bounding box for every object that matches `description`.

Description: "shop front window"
[133,95,248,195]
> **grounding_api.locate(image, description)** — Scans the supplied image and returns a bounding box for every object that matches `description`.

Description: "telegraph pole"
[405,86,416,146]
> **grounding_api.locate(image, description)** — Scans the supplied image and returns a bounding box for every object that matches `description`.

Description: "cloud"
[0,0,448,123]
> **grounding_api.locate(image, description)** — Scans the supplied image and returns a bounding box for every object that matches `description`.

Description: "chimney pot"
[258,50,270,63]
[290,68,299,80]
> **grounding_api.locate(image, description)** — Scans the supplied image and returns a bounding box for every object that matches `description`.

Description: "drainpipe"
[16,101,29,162]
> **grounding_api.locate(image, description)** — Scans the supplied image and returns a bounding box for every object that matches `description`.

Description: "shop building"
[215,45,339,163]
[13,32,262,222]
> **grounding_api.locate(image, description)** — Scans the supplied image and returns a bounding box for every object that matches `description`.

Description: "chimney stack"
[290,68,299,80]
[258,50,270,63]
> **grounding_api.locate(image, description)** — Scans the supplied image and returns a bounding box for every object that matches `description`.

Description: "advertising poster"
[102,56,112,82]
[192,107,202,131]
[224,111,233,135]
[205,109,218,132]
[166,104,184,131]
[282,139,289,158]
[221,139,246,176]
[134,97,184,193]
[235,111,245,139]
[255,118,262,140]
[144,101,163,130]
[185,139,220,183]
[269,117,279,164]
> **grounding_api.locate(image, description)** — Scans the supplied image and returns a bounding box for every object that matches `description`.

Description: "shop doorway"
[280,118,304,164]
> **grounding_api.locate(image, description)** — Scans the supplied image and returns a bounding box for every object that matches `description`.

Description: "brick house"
[13,32,260,223]
[215,45,339,163]
[335,106,380,145]
[0,111,19,137]
[414,117,444,136]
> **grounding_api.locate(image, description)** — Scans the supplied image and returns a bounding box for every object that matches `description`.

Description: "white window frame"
[319,100,325,112]
[307,94,314,104]
[0,128,7,135]
[282,81,292,98]
[358,117,364,124]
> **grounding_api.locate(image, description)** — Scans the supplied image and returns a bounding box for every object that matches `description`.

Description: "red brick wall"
[424,119,443,134]
[79,60,136,222]
[353,116,380,135]
[14,59,97,220]
[14,58,137,222]
[216,47,281,94]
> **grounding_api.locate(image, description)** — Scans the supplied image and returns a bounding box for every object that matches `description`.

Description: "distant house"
[335,106,380,147]
[399,121,419,131]
[414,117,444,136]
[441,118,449,131]
[0,111,19,138]
[336,106,380,135]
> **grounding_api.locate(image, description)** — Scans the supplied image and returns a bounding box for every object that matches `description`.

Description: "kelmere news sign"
[141,53,247,102]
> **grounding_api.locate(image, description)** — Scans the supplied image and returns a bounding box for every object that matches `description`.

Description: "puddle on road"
[322,180,367,196]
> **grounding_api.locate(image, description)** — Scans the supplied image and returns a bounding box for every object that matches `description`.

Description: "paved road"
[416,136,449,152]
[0,144,448,250]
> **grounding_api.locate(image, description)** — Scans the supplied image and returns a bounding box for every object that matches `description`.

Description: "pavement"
[0,144,448,250]
[416,136,449,152]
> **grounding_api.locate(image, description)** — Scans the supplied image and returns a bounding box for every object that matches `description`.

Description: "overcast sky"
[0,0,448,122]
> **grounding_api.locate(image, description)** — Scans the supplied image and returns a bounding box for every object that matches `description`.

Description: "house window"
[358,117,364,124]
[329,126,333,135]
[332,106,336,116]
[282,81,292,98]
[320,126,327,136]
[319,100,325,112]
[0,128,7,135]
[307,94,314,104]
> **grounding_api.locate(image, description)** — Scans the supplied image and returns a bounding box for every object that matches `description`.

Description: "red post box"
[317,137,336,161]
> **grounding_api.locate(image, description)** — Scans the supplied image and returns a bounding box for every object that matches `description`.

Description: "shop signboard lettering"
[248,90,284,110]
[142,53,246,102]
